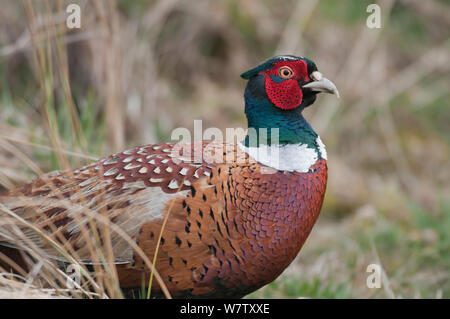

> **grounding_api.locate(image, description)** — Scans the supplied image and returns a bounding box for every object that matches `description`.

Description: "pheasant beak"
[303,71,340,98]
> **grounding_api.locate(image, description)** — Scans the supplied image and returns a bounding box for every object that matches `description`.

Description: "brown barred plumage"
[0,141,327,298]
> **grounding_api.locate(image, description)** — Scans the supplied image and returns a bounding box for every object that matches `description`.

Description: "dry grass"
[0,0,449,298]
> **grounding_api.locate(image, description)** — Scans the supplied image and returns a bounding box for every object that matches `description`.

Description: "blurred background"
[0,0,448,298]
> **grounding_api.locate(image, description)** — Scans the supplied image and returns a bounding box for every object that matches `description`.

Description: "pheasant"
[0,55,339,298]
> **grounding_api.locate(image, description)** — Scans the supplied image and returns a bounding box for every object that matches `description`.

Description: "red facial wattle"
[265,77,303,110]
[263,60,310,110]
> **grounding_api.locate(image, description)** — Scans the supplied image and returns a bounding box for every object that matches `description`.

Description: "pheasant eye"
[278,66,293,79]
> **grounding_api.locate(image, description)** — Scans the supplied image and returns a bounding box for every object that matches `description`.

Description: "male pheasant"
[0,55,339,298]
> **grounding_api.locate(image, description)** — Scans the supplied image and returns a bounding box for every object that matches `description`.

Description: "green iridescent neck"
[243,86,319,149]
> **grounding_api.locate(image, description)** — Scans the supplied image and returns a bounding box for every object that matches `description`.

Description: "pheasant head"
[241,55,339,110]
[241,55,339,150]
